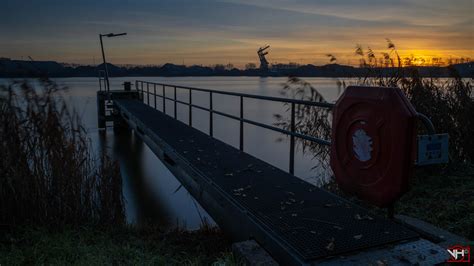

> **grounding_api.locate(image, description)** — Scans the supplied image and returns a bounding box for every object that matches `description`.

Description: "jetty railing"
[135,80,334,175]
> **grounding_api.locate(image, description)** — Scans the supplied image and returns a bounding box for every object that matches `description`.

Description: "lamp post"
[99,32,126,91]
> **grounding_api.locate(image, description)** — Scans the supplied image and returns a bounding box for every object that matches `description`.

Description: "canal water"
[7,77,345,229]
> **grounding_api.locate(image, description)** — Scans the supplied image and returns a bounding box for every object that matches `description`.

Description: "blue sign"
[417,134,449,165]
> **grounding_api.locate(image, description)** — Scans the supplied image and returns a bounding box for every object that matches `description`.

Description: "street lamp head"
[109,32,127,37]
[101,32,127,38]
[98,32,126,91]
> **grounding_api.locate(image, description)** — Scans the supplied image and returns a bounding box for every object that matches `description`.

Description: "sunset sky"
[1,0,472,67]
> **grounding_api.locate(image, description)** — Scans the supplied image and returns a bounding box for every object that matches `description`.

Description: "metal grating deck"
[114,99,418,262]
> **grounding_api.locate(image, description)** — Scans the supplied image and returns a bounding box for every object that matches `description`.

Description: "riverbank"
[0,225,235,265]
[1,58,473,78]
[396,164,474,240]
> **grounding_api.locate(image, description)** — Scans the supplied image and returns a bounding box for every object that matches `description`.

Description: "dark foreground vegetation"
[0,80,233,264]
[276,41,474,239]
[0,225,234,265]
[398,166,474,239]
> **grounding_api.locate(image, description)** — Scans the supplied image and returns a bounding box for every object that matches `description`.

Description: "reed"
[275,40,473,173]
[349,40,473,164]
[0,79,124,227]
[274,77,332,180]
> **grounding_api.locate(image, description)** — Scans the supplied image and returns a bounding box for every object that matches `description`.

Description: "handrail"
[135,80,333,175]
[137,81,335,108]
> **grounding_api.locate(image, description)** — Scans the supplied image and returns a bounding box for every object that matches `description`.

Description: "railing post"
[141,82,144,102]
[209,92,213,137]
[163,85,166,114]
[154,84,157,109]
[189,89,192,126]
[240,96,244,151]
[146,83,150,105]
[174,86,177,119]
[98,76,102,91]
[289,102,295,175]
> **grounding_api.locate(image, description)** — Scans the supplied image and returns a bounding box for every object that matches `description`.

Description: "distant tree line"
[0,57,472,78]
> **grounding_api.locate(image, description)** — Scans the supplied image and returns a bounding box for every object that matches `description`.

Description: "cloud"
[0,0,472,65]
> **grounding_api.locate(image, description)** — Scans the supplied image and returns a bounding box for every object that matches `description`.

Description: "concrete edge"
[232,240,279,266]
[395,214,472,248]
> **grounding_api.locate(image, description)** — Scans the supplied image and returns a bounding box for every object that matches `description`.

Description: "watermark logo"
[447,245,470,263]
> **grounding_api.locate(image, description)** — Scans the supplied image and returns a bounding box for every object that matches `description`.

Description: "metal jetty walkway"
[98,81,448,265]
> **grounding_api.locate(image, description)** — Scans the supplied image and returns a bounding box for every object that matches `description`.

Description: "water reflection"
[99,128,213,229]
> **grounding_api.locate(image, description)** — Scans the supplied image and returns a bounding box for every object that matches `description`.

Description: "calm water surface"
[6,77,345,229]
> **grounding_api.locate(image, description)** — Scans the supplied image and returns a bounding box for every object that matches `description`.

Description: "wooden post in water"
[97,91,106,129]
[112,82,133,133]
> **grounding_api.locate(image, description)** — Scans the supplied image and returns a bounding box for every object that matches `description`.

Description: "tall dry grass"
[274,40,473,177]
[274,77,332,176]
[352,40,473,164]
[0,79,124,227]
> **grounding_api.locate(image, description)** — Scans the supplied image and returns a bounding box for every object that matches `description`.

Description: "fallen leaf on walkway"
[355,214,374,221]
[326,238,335,251]
[364,215,374,220]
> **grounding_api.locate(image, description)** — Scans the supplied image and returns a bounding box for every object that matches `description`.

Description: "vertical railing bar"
[289,102,295,175]
[146,83,150,105]
[189,89,192,126]
[163,85,166,114]
[141,82,144,103]
[209,92,213,137]
[154,84,157,109]
[98,74,102,91]
[174,86,177,119]
[239,96,244,151]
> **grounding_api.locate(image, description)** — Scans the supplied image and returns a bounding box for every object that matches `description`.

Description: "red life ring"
[330,86,417,207]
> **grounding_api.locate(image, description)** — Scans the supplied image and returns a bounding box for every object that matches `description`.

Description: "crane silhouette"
[257,45,270,71]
